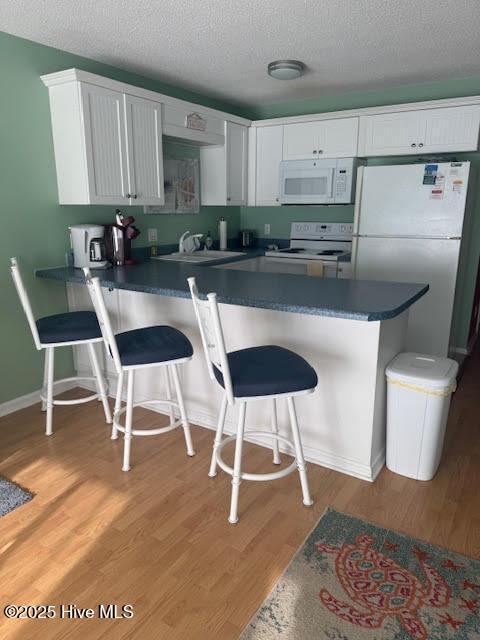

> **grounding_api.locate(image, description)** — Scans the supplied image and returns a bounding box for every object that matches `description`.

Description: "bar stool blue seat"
[36,311,103,344]
[188,277,317,524]
[213,345,318,398]
[115,326,193,366]
[10,257,112,436]
[83,268,195,472]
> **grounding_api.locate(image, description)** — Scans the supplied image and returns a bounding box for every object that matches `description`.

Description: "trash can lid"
[386,352,459,390]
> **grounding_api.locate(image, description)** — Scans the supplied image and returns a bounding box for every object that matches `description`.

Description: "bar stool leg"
[45,347,55,436]
[112,370,124,440]
[41,349,48,411]
[164,366,175,425]
[271,398,281,465]
[229,402,246,524]
[287,396,313,507]
[122,369,135,472]
[209,393,228,477]
[171,364,195,457]
[87,342,112,424]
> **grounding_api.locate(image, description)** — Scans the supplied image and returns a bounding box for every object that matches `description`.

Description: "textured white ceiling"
[2,0,480,107]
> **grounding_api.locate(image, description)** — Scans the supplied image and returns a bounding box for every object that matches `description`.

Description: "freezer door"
[356,163,469,238]
[353,236,461,356]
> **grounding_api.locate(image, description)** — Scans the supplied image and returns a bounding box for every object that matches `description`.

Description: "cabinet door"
[226,122,247,205]
[255,125,283,206]
[80,84,129,205]
[419,106,480,153]
[283,121,319,160]
[359,112,421,156]
[124,95,165,206]
[321,118,359,157]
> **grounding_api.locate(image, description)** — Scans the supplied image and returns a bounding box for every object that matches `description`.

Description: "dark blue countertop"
[36,255,428,322]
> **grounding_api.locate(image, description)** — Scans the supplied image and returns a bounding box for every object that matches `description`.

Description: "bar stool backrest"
[83,268,122,374]
[187,277,234,405]
[10,257,41,350]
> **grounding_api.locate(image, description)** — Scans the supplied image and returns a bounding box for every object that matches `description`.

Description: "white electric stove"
[265,222,353,262]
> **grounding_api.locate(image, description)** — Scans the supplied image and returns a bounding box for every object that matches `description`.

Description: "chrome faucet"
[178,231,204,254]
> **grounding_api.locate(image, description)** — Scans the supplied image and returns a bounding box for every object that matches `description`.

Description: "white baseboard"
[0,380,77,418]
[76,367,381,482]
[2,368,383,482]
[451,331,478,356]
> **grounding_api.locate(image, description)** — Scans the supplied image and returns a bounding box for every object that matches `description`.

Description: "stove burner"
[282,248,305,254]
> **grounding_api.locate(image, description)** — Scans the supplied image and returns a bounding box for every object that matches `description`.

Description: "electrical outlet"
[264,223,271,236]
[147,228,158,243]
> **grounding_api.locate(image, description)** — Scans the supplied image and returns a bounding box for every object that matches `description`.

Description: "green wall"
[0,31,241,404]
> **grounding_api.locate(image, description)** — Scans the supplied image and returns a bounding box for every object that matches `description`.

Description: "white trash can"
[385,353,458,481]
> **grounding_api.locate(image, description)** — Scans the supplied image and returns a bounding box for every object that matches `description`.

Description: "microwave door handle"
[84,230,88,255]
[328,169,334,197]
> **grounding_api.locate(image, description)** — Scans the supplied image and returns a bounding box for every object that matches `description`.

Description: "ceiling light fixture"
[267,60,305,80]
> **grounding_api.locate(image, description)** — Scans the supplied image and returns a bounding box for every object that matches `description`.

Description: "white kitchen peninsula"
[36,260,428,481]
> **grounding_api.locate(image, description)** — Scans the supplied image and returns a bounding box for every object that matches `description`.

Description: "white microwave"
[279,158,361,205]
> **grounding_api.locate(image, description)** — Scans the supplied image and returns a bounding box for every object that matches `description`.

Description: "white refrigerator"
[352,162,471,357]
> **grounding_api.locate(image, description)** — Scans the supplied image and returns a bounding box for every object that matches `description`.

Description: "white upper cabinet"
[359,105,480,156]
[419,106,480,153]
[124,95,164,206]
[283,118,359,160]
[282,121,319,160]
[200,121,248,206]
[80,84,129,204]
[44,78,165,205]
[42,69,250,207]
[358,111,421,156]
[226,122,248,205]
[255,125,283,206]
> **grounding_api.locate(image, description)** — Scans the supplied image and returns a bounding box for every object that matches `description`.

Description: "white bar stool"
[83,269,195,471]
[10,257,112,434]
[188,277,317,524]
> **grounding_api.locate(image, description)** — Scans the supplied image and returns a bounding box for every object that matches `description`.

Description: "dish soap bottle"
[205,230,213,251]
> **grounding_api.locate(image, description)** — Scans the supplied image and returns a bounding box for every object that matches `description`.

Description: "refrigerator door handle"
[352,165,365,236]
[351,235,359,276]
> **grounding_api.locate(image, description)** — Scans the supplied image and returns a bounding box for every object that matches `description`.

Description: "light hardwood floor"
[0,348,479,640]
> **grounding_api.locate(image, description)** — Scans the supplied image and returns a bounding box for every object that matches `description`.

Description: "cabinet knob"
[313,150,317,154]
[132,194,138,199]
[227,196,231,202]
[318,149,323,154]
[418,143,424,148]
[126,193,131,198]
[411,143,416,148]
[275,197,279,202]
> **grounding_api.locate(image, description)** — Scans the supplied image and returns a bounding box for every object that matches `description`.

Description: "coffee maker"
[70,224,109,269]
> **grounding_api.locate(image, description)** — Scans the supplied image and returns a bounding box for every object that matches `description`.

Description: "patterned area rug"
[0,476,32,517]
[240,509,480,639]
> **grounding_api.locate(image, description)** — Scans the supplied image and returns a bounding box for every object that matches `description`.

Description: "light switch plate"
[148,228,158,243]
[264,224,271,236]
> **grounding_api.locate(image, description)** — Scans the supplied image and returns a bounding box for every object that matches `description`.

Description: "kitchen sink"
[152,250,245,264]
